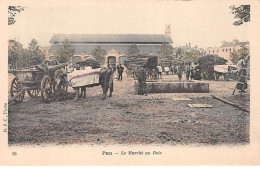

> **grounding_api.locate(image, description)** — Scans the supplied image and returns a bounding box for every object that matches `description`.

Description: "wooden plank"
[188,104,212,108]
[172,98,191,101]
[211,95,249,112]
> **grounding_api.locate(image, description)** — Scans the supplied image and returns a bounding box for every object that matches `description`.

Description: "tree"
[8,40,22,69]
[183,47,202,61]
[230,45,249,64]
[17,48,31,68]
[177,45,204,62]
[27,39,45,65]
[127,44,140,56]
[8,6,25,25]
[230,5,250,26]
[8,39,46,68]
[175,47,185,58]
[91,46,107,65]
[55,39,75,63]
[158,43,174,59]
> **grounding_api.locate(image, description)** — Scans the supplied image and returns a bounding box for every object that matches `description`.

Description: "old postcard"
[0,0,260,165]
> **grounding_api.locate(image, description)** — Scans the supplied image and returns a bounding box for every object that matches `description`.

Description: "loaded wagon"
[198,54,227,80]
[124,54,158,80]
[8,60,68,103]
[214,65,238,81]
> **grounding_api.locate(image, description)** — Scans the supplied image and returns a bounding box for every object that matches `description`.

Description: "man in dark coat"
[176,64,183,80]
[138,66,147,95]
[185,63,191,80]
[116,65,120,79]
[118,64,124,81]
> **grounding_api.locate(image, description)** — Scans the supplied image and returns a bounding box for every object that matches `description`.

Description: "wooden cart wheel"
[41,75,53,103]
[10,77,25,103]
[27,89,40,97]
[54,69,68,92]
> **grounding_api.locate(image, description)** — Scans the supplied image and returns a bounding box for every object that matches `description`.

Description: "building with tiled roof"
[49,33,173,67]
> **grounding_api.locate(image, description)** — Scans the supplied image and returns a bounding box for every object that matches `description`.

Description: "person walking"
[118,64,124,81]
[138,66,147,95]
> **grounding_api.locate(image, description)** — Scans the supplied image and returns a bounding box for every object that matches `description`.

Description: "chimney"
[232,39,239,45]
[165,24,171,37]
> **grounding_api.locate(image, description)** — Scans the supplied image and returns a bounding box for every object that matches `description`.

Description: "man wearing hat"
[138,66,147,95]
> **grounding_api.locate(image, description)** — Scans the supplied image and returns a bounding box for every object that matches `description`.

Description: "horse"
[56,67,114,100]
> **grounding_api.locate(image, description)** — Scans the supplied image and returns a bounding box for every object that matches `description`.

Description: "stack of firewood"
[76,58,100,69]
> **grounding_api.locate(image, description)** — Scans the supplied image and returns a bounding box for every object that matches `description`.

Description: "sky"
[8,0,249,49]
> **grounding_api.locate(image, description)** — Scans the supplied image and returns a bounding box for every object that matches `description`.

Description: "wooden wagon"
[124,54,158,80]
[8,60,68,104]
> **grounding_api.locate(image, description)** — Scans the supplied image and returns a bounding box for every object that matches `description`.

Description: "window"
[229,48,231,51]
[213,50,214,53]
[226,49,228,52]
[217,50,219,53]
[222,49,225,52]
[208,50,210,53]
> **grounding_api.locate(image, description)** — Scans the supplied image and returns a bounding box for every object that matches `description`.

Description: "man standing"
[165,66,170,75]
[157,65,163,79]
[194,62,202,80]
[118,64,124,81]
[138,66,147,95]
[177,64,183,80]
[116,64,120,80]
[185,63,191,80]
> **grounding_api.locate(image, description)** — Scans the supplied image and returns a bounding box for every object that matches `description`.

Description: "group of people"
[147,63,200,81]
[184,62,201,80]
[149,65,178,79]
[137,62,202,95]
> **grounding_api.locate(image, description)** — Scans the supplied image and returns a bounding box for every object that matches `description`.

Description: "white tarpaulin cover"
[67,67,101,87]
[214,65,229,73]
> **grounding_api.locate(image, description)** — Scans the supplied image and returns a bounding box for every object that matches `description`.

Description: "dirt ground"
[8,72,250,146]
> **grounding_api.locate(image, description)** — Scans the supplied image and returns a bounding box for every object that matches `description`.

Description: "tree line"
[7,39,208,69]
[8,39,45,69]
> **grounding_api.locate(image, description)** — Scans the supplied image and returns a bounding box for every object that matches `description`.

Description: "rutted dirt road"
[8,73,249,145]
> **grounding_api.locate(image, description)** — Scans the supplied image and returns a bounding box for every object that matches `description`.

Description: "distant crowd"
[114,62,202,96]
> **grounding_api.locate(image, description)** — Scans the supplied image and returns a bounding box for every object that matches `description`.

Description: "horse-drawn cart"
[8,60,68,104]
[214,65,238,81]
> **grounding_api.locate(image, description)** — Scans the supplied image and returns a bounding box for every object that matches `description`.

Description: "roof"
[49,34,173,44]
[49,44,163,55]
[221,41,249,47]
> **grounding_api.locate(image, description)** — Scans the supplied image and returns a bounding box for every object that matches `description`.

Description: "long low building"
[49,34,173,68]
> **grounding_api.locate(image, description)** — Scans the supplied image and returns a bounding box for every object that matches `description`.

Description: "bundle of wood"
[124,55,159,71]
[144,56,158,70]
[75,58,100,69]
[198,54,227,69]
[197,54,227,80]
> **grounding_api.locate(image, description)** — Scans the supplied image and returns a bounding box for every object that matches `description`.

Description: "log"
[8,88,27,104]
[211,94,249,112]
